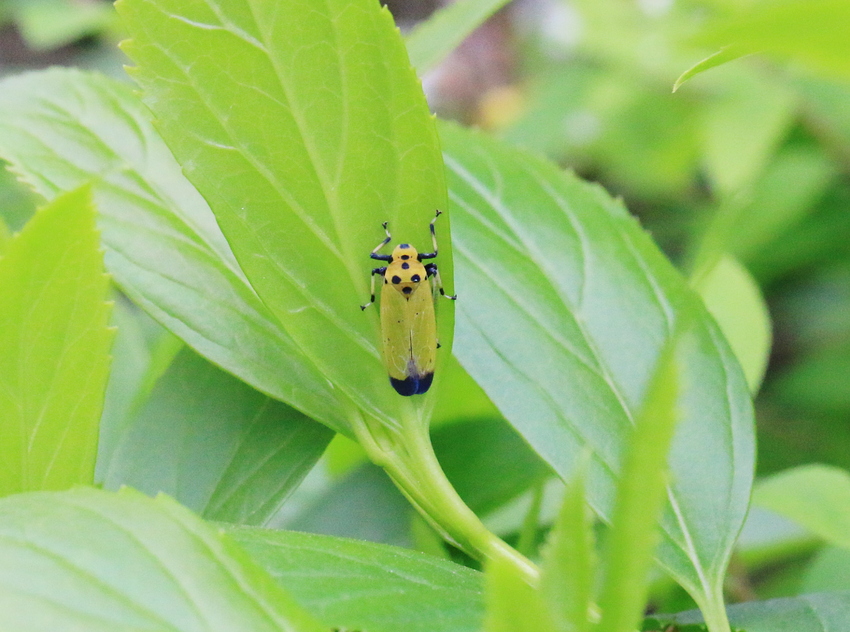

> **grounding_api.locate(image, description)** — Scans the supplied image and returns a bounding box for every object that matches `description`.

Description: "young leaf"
[441,120,754,623]
[0,68,353,433]
[694,0,850,83]
[540,463,595,632]
[753,464,850,550]
[406,0,513,75]
[0,488,325,632]
[484,555,557,632]
[103,346,333,526]
[594,322,684,632]
[117,0,452,428]
[673,46,750,93]
[229,526,484,632]
[0,186,112,496]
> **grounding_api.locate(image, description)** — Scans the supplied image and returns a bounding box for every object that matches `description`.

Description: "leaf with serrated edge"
[441,120,754,621]
[0,488,325,631]
[117,0,452,428]
[229,526,484,632]
[0,186,112,496]
[104,346,333,526]
[0,68,353,434]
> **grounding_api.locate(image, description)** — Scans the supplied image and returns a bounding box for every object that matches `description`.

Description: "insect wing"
[380,282,437,396]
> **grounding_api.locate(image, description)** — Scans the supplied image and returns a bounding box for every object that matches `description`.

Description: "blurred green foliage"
[1,0,849,626]
[471,0,850,479]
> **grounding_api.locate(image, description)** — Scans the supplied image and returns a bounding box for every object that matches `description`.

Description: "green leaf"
[228,526,484,632]
[540,463,595,632]
[802,546,850,593]
[483,555,557,632]
[0,159,37,231]
[117,0,452,429]
[796,77,850,158]
[406,0,513,75]
[0,186,112,496]
[689,146,836,281]
[103,346,333,526]
[673,46,750,93]
[441,121,754,621]
[11,0,116,50]
[753,464,850,550]
[0,488,325,632]
[695,0,850,83]
[594,322,686,632]
[652,591,850,631]
[431,353,502,426]
[693,255,772,393]
[771,344,850,416]
[0,214,9,254]
[96,297,182,482]
[700,72,797,194]
[0,68,350,433]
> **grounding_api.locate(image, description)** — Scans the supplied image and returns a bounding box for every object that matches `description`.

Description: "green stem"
[697,587,732,632]
[353,414,539,586]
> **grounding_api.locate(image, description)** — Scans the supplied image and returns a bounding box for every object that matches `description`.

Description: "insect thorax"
[384,243,427,298]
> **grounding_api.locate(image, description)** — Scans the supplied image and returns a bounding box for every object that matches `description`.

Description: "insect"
[361,210,456,396]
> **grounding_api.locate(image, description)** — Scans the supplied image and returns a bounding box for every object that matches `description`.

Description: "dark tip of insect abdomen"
[390,372,434,396]
[416,372,434,393]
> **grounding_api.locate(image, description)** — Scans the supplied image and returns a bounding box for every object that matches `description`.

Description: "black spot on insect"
[400,255,410,260]
[392,275,402,284]
[411,274,421,282]
[384,278,388,284]
[403,287,413,295]
[401,262,409,269]
[400,243,410,249]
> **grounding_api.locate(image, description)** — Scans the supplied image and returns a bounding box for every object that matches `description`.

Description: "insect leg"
[360,267,387,310]
[425,263,457,300]
[370,221,393,262]
[418,209,443,260]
